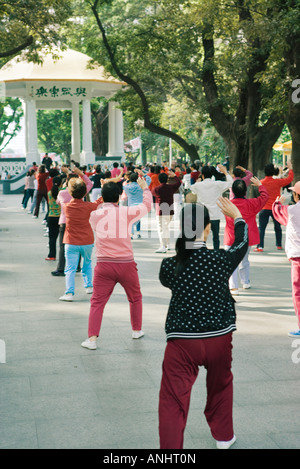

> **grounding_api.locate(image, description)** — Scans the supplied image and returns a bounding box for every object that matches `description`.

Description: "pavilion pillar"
[71,101,81,163]
[80,98,95,167]
[106,101,125,159]
[25,99,39,166]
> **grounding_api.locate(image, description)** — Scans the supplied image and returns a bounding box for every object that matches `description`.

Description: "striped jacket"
[159,219,248,340]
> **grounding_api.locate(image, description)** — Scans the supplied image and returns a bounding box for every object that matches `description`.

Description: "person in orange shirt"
[254,161,294,252]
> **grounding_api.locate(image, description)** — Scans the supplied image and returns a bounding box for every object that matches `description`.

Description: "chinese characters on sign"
[30,85,88,99]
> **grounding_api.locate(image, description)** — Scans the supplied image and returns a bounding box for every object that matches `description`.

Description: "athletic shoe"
[216,434,236,449]
[137,233,141,239]
[230,289,239,296]
[253,247,263,252]
[59,293,73,302]
[288,330,300,337]
[32,215,38,219]
[155,247,167,253]
[85,287,93,294]
[243,283,251,289]
[45,257,56,261]
[277,246,283,250]
[81,338,97,350]
[51,270,65,277]
[132,330,144,339]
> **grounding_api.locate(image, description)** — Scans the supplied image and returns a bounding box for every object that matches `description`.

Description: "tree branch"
[0,35,33,58]
[91,1,199,159]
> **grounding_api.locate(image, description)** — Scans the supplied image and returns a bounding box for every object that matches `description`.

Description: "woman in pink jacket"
[224,177,268,294]
[81,177,152,350]
[273,182,300,337]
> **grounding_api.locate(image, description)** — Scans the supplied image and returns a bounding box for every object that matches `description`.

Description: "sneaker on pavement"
[243,283,251,289]
[81,338,97,350]
[253,247,263,252]
[230,289,239,296]
[277,246,283,250]
[288,330,300,337]
[59,293,73,302]
[85,287,93,294]
[45,257,56,261]
[155,247,167,253]
[216,434,236,449]
[132,330,144,339]
[51,270,65,276]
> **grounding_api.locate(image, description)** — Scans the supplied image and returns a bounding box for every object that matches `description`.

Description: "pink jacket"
[224,185,269,246]
[57,173,93,225]
[89,188,152,262]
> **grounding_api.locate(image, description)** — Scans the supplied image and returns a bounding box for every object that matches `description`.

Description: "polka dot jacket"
[159,219,248,340]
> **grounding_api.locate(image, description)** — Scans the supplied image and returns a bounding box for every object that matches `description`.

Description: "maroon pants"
[159,334,234,449]
[88,261,143,337]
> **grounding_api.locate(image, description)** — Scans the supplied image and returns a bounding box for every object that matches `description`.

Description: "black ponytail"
[175,203,210,277]
[51,176,62,200]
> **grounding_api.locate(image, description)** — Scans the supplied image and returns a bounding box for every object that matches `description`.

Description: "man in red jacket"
[224,176,268,294]
[254,161,294,252]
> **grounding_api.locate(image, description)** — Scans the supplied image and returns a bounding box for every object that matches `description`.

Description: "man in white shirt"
[191,164,233,249]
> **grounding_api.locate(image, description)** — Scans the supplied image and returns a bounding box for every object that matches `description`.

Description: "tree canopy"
[0,1,71,65]
[63,0,300,175]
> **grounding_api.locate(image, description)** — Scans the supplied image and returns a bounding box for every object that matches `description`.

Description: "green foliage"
[37,109,72,158]
[0,0,72,64]
[0,98,23,152]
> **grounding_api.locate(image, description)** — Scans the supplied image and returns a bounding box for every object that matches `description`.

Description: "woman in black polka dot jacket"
[158,198,248,450]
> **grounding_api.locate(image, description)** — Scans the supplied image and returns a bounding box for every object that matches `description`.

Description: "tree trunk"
[286,109,300,183]
[285,38,300,183]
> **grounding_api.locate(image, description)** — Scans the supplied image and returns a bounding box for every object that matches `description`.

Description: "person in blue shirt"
[124,172,144,239]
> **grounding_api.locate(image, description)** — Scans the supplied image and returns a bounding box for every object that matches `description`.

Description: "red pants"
[88,261,143,337]
[159,334,234,449]
[291,259,300,327]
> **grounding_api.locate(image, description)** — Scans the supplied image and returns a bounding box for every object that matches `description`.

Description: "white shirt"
[191,175,233,220]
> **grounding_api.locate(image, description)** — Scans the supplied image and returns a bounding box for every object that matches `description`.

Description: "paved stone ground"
[0,194,300,450]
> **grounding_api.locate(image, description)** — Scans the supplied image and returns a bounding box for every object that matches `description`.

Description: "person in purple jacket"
[152,171,181,253]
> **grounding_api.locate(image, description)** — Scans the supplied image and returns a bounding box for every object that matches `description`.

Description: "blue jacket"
[124,182,143,206]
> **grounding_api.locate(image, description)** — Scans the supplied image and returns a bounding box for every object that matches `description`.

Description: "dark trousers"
[56,224,66,272]
[22,189,34,208]
[258,209,282,248]
[48,217,59,258]
[55,223,81,273]
[34,190,48,217]
[210,220,220,250]
[159,334,234,449]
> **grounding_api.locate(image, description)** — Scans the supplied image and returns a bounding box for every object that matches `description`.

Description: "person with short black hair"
[152,171,181,253]
[224,176,268,294]
[45,176,62,261]
[254,160,294,252]
[191,164,233,249]
[81,177,152,350]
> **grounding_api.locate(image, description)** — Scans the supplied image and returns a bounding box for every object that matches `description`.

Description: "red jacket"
[224,185,269,246]
[152,177,181,215]
[260,170,294,210]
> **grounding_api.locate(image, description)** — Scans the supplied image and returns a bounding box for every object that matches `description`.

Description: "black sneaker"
[51,270,65,277]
